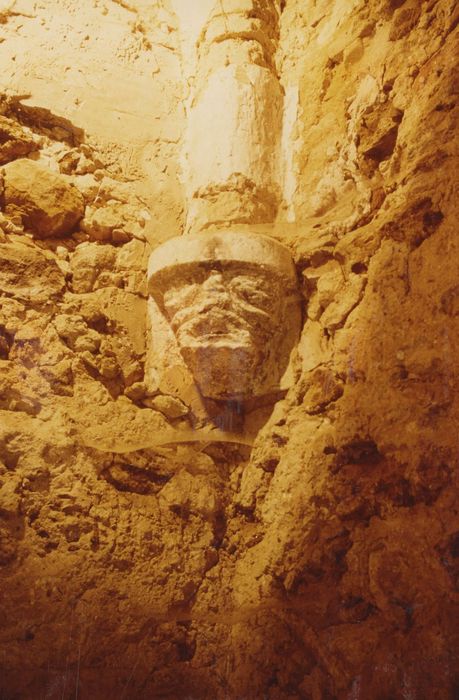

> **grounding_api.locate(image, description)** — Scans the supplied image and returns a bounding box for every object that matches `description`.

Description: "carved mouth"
[178,331,252,348]
[179,341,261,400]
[173,307,272,349]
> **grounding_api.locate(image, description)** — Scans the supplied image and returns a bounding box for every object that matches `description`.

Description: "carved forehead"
[148,231,297,296]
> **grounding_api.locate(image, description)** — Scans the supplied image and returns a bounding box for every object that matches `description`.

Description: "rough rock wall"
[0,1,458,699]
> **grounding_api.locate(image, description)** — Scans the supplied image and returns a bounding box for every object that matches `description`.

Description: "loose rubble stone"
[0,241,65,303]
[2,158,85,237]
[81,203,124,241]
[147,394,189,419]
[0,116,40,164]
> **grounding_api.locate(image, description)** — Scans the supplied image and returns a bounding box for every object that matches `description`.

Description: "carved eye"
[230,278,271,308]
[163,284,198,315]
[239,289,270,307]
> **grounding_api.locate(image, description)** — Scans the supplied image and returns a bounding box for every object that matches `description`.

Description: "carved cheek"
[230,281,279,327]
[163,284,200,323]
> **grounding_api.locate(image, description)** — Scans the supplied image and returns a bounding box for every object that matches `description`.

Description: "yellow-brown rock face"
[3,158,85,237]
[0,0,458,698]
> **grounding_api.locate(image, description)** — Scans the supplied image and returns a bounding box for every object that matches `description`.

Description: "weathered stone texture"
[0,0,458,699]
[184,0,284,232]
[2,158,85,237]
[148,230,300,401]
[0,115,40,164]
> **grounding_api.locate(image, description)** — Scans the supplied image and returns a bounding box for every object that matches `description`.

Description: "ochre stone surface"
[0,1,458,699]
[183,0,283,232]
[2,158,85,237]
[0,115,40,165]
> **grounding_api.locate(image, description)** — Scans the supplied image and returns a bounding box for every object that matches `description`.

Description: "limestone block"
[320,273,366,331]
[2,159,84,238]
[0,242,65,303]
[0,116,39,165]
[334,224,380,272]
[62,287,147,357]
[0,211,23,235]
[357,102,404,175]
[159,468,221,521]
[148,395,189,419]
[70,173,100,203]
[303,260,345,320]
[389,4,421,41]
[54,314,95,351]
[81,201,145,243]
[185,64,283,230]
[148,230,300,401]
[80,203,123,242]
[115,238,149,296]
[300,367,344,413]
[104,336,143,387]
[124,381,151,402]
[0,358,43,414]
[75,395,171,454]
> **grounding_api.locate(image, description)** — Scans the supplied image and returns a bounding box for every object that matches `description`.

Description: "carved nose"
[201,271,232,305]
[202,271,224,291]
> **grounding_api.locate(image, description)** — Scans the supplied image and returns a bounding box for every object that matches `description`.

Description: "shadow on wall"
[219,218,459,697]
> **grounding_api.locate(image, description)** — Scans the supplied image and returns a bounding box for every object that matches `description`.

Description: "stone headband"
[148,230,298,297]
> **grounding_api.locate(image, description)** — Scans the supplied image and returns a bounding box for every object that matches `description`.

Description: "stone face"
[2,158,85,237]
[148,230,300,400]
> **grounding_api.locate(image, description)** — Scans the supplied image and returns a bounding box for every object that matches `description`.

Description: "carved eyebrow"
[229,276,274,290]
[197,260,224,273]
[163,284,198,307]
[231,284,271,298]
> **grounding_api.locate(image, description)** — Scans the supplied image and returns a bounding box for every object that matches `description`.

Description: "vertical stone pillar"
[183,0,283,233]
[147,1,299,426]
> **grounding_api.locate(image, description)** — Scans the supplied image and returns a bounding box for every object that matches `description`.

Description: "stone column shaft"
[184,0,283,233]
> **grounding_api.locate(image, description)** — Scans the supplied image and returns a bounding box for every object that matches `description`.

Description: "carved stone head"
[148,231,300,401]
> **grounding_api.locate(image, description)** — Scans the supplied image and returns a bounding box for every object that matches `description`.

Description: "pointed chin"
[179,341,262,400]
